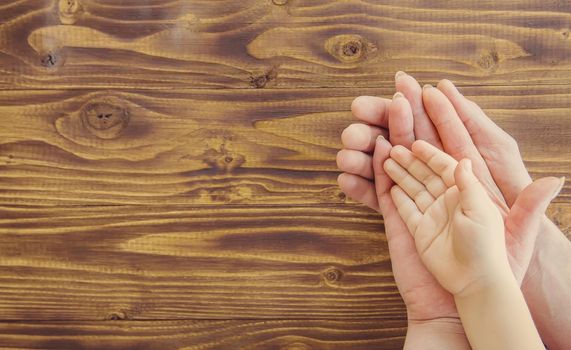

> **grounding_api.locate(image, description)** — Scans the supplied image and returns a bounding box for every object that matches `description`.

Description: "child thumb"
[454,159,489,219]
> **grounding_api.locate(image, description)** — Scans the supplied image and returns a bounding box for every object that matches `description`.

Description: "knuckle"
[420,171,436,184]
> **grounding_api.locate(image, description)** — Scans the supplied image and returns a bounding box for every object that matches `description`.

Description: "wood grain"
[0,0,571,89]
[1,1,570,348]
[0,202,568,321]
[0,319,407,350]
[1,85,570,206]
[0,203,406,320]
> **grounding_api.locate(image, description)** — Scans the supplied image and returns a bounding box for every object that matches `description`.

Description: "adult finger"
[389,92,415,148]
[504,177,564,283]
[437,79,532,206]
[341,123,389,153]
[507,177,564,236]
[351,96,391,127]
[372,136,395,205]
[337,173,379,212]
[337,149,374,179]
[422,84,506,205]
[395,71,443,149]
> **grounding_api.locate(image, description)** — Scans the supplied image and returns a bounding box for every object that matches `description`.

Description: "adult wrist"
[521,216,571,350]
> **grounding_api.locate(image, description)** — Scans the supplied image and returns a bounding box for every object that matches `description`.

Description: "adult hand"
[338,72,570,349]
[338,71,441,211]
[433,79,570,350]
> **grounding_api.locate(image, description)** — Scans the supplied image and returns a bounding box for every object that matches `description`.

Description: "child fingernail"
[377,135,385,142]
[395,71,407,80]
[422,84,433,90]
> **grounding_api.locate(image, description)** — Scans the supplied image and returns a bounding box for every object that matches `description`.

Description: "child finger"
[411,140,457,187]
[390,185,422,235]
[390,145,448,198]
[454,159,490,220]
[384,158,435,213]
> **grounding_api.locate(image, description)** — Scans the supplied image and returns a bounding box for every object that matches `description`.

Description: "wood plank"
[1,0,570,89]
[0,202,568,321]
[0,203,404,320]
[0,319,406,350]
[0,86,570,206]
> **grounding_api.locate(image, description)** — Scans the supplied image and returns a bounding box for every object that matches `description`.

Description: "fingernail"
[422,84,433,90]
[552,177,566,200]
[376,135,385,143]
[393,92,404,99]
[441,79,452,86]
[445,79,459,92]
[395,71,407,80]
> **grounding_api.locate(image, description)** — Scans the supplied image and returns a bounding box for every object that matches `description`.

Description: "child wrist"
[453,268,515,300]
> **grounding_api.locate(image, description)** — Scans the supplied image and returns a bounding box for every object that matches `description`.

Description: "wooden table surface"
[0,0,570,349]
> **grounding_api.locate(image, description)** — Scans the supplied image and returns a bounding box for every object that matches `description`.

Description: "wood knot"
[477,49,499,70]
[323,267,343,285]
[58,0,83,25]
[249,67,278,88]
[562,29,570,40]
[106,310,128,321]
[203,147,245,172]
[272,0,289,5]
[81,100,130,139]
[40,51,64,70]
[325,34,376,64]
[5,154,14,164]
[342,40,362,57]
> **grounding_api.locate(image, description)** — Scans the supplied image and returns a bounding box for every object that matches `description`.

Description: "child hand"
[383,140,510,297]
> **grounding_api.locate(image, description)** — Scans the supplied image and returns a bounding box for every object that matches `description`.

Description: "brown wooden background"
[0,0,570,349]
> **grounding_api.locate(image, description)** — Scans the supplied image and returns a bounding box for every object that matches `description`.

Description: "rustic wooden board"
[1,85,570,206]
[0,203,404,320]
[0,319,407,350]
[0,0,570,89]
[1,1,570,348]
[0,203,568,321]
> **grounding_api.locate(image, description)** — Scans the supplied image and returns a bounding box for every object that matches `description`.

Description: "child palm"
[384,140,508,296]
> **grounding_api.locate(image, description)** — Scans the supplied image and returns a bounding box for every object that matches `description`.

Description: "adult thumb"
[508,177,564,232]
[505,177,564,283]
